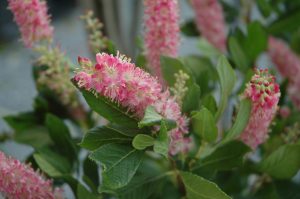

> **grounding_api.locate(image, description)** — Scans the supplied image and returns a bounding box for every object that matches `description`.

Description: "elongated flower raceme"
[74,53,191,155]
[8,0,54,48]
[0,151,62,199]
[191,0,227,52]
[239,69,280,150]
[268,37,300,110]
[144,0,180,83]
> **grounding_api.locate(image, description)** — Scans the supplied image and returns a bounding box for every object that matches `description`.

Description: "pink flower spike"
[239,69,280,150]
[144,0,180,83]
[0,151,63,199]
[8,0,54,48]
[191,0,227,52]
[268,37,300,79]
[73,53,191,155]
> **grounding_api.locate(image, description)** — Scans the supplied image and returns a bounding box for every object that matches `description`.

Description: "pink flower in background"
[239,69,280,150]
[8,0,54,47]
[268,37,300,110]
[268,37,300,79]
[144,0,180,83]
[74,53,191,155]
[0,151,62,199]
[191,0,227,52]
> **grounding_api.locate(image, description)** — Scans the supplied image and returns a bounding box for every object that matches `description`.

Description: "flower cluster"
[8,0,54,48]
[36,46,78,107]
[81,10,108,54]
[239,69,280,149]
[268,37,300,109]
[170,70,190,106]
[191,0,227,52]
[74,53,191,155]
[144,0,180,83]
[0,151,62,199]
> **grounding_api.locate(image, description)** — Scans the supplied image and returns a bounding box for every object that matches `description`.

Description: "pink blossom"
[0,151,62,199]
[8,0,54,48]
[268,37,300,79]
[239,69,280,150]
[268,37,300,110]
[144,0,180,83]
[73,53,191,155]
[191,0,227,52]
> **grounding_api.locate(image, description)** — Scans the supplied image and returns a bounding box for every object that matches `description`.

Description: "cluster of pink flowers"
[191,0,227,52]
[74,53,191,155]
[268,37,300,109]
[0,151,62,199]
[8,0,54,47]
[144,0,180,83]
[239,69,280,149]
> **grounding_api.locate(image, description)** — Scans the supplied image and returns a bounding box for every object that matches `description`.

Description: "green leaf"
[160,56,201,113]
[268,11,300,35]
[215,56,236,120]
[257,0,273,17]
[224,99,252,142]
[132,134,155,150]
[90,144,144,189]
[33,149,72,177]
[181,20,200,37]
[198,38,222,58]
[244,22,268,61]
[160,56,193,87]
[4,112,38,132]
[138,106,162,128]
[77,183,100,199]
[154,121,169,158]
[201,95,217,115]
[180,171,231,199]
[193,141,250,172]
[138,106,176,129]
[259,144,300,179]
[192,108,218,142]
[46,114,77,162]
[228,37,249,71]
[14,126,52,148]
[182,83,201,113]
[182,56,217,96]
[80,125,133,150]
[83,156,99,188]
[80,88,138,128]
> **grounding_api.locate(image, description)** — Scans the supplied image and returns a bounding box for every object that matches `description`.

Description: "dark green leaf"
[181,20,200,37]
[215,56,236,120]
[83,156,99,188]
[192,108,218,142]
[33,149,72,177]
[4,112,38,132]
[201,95,217,115]
[259,144,300,179]
[77,183,100,199]
[244,22,268,61]
[228,37,249,71]
[257,0,273,17]
[80,89,138,128]
[14,126,52,148]
[224,99,252,141]
[180,171,231,199]
[193,141,250,171]
[132,134,155,150]
[80,125,133,150]
[46,114,77,162]
[90,144,144,189]
[268,11,300,35]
